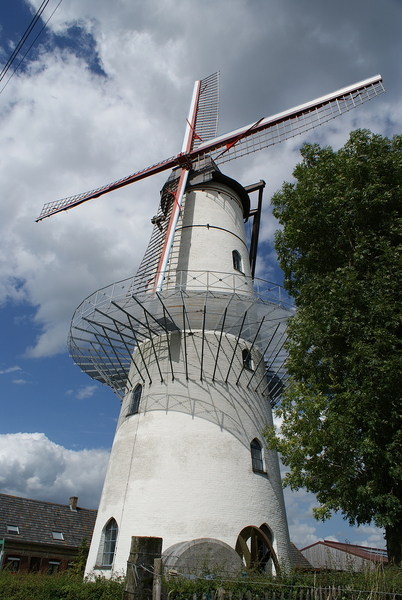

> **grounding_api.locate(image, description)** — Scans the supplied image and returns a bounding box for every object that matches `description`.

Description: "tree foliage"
[267,130,402,562]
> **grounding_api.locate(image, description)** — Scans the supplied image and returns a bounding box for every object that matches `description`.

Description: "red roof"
[301,540,387,564]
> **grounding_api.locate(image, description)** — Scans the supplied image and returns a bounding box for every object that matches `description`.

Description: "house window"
[232,250,242,272]
[5,557,20,572]
[6,525,19,534]
[47,560,60,575]
[52,531,64,540]
[127,384,142,415]
[102,518,118,567]
[251,438,265,473]
[29,557,41,573]
[242,349,254,371]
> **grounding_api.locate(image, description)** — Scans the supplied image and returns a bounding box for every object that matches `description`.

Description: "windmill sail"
[190,70,220,148]
[36,74,384,221]
[194,74,385,167]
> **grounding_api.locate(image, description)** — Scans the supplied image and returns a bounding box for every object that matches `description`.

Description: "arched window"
[102,518,118,567]
[242,348,254,371]
[127,384,142,415]
[250,438,264,473]
[232,250,242,272]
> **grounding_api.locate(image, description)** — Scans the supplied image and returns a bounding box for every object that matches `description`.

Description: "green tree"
[267,130,402,564]
[70,537,89,576]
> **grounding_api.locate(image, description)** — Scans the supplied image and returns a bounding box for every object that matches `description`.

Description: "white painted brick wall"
[85,178,292,577]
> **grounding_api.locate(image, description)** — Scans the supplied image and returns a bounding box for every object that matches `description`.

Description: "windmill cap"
[187,167,250,219]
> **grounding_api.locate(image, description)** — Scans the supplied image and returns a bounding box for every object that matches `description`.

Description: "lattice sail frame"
[36,74,384,221]
[190,71,220,148]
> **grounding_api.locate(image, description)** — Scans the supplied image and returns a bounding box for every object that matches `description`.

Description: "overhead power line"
[0,0,52,82]
[0,0,63,93]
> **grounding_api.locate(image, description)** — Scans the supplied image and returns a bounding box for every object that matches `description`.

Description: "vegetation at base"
[2,567,402,600]
[165,567,402,599]
[69,537,90,577]
[0,570,124,600]
[266,130,402,564]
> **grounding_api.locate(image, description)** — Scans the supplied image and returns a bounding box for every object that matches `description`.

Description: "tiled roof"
[0,493,97,549]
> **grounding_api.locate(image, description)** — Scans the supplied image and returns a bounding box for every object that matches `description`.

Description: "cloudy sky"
[0,0,400,550]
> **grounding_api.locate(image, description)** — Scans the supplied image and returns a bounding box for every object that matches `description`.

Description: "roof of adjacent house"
[290,542,314,570]
[301,540,388,564]
[0,493,97,549]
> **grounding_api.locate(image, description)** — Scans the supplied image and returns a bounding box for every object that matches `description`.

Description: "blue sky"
[1,0,401,550]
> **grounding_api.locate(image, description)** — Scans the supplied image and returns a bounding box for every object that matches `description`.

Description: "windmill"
[37,73,384,576]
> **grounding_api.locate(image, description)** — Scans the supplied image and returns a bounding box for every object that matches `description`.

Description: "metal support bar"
[77,317,137,348]
[254,330,287,392]
[212,306,227,382]
[102,303,155,339]
[155,293,180,331]
[97,323,139,385]
[200,304,207,381]
[225,311,247,383]
[110,300,160,338]
[130,295,172,335]
[246,181,265,280]
[261,366,287,406]
[126,313,153,385]
[72,331,128,390]
[143,310,164,383]
[182,303,188,380]
[236,315,266,385]
[89,324,134,386]
[106,321,145,385]
[180,291,193,334]
[247,322,281,389]
[162,304,175,381]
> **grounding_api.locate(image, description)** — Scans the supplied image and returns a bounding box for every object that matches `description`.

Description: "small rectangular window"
[29,557,41,573]
[47,560,60,575]
[5,557,20,572]
[127,384,142,415]
[251,439,265,473]
[232,250,243,272]
[7,525,19,534]
[52,531,64,540]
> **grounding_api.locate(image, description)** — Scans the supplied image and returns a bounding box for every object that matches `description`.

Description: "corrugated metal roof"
[301,540,388,564]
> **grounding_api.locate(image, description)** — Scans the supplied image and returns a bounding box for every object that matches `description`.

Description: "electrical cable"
[0,0,52,82]
[0,0,63,95]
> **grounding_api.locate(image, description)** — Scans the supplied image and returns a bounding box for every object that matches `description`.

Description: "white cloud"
[0,0,400,361]
[289,519,320,549]
[0,366,21,374]
[0,432,109,508]
[351,525,386,549]
[76,385,98,399]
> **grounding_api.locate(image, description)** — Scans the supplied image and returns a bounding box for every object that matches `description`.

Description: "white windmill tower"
[37,73,384,576]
